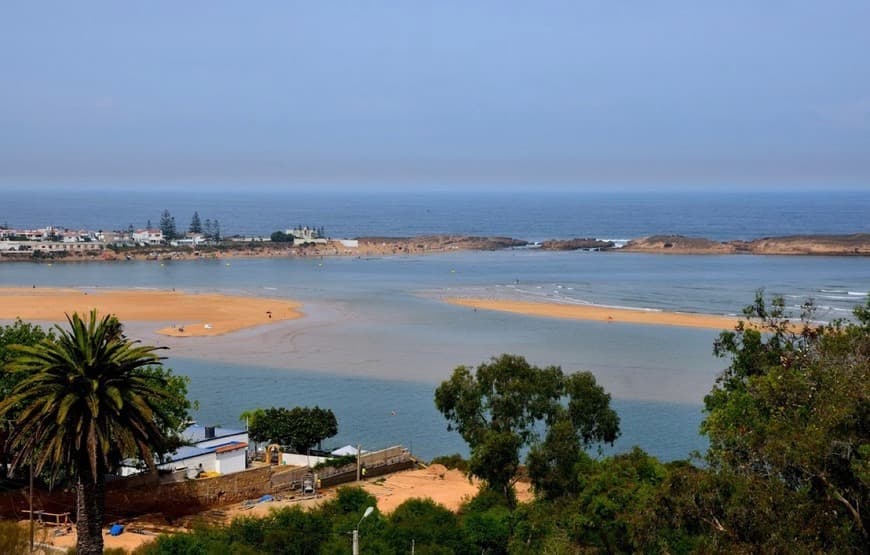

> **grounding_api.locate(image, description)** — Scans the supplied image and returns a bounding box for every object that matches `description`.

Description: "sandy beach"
[446,297,742,330]
[0,287,302,337]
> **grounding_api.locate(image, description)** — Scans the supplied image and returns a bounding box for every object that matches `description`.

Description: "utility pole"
[352,529,359,555]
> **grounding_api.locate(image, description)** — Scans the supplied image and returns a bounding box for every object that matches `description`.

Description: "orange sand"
[358,466,533,513]
[0,287,302,337]
[446,297,740,330]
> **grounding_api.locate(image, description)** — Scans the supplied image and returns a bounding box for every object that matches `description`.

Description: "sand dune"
[0,287,302,337]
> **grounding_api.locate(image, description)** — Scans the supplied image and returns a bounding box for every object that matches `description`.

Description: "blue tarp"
[109,524,125,536]
[259,495,274,503]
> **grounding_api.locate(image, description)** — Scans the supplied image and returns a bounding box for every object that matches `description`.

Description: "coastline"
[1,233,869,265]
[445,297,743,331]
[0,287,302,337]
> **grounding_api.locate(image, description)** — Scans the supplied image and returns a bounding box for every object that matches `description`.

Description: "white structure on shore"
[286,225,328,244]
[121,425,249,479]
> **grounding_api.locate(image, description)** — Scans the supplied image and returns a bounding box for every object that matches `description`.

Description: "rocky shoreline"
[1,233,868,262]
[619,233,870,256]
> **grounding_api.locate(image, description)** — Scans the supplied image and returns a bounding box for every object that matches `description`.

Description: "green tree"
[434,354,619,504]
[189,211,202,234]
[247,406,338,452]
[701,292,870,549]
[0,310,188,554]
[270,230,294,243]
[159,209,176,240]
[212,219,221,242]
[387,498,468,554]
[0,319,55,478]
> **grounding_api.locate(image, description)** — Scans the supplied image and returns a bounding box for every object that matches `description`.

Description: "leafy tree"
[0,311,188,554]
[0,319,55,478]
[701,292,870,548]
[434,354,619,503]
[270,230,294,243]
[247,406,338,453]
[387,498,468,554]
[212,219,221,242]
[189,211,202,234]
[204,218,213,239]
[159,209,176,240]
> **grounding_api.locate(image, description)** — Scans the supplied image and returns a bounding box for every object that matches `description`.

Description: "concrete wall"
[281,453,329,467]
[159,453,216,478]
[216,450,246,475]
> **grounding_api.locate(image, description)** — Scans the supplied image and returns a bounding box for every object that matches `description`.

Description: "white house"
[122,425,249,478]
[286,226,328,245]
[132,229,164,245]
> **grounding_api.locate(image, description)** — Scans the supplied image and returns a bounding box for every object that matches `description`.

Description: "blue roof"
[166,445,213,463]
[165,441,248,463]
[183,425,246,443]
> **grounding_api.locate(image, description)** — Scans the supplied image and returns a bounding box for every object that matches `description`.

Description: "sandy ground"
[446,297,740,331]
[28,467,532,552]
[0,287,302,337]
[357,465,533,513]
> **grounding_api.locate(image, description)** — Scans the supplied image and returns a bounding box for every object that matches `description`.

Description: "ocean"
[1,188,869,461]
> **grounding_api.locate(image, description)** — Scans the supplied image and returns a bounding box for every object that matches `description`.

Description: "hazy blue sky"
[2,1,869,190]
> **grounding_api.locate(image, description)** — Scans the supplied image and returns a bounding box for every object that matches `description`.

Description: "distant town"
[0,210,329,258]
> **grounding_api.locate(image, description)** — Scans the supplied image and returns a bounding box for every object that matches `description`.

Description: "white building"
[122,425,249,478]
[132,229,164,245]
[286,226,328,245]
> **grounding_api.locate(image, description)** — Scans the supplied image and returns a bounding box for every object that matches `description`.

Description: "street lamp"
[352,506,374,555]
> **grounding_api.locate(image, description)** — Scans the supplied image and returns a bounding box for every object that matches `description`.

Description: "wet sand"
[0,287,302,337]
[446,297,740,330]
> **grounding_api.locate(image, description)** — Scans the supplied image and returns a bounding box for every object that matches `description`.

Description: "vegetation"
[246,405,339,453]
[0,311,193,555]
[270,230,295,243]
[158,209,177,240]
[189,211,202,234]
[434,354,619,504]
[2,295,867,554]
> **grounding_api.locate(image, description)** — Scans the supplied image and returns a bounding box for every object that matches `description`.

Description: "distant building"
[286,226,328,245]
[132,229,164,245]
[120,424,249,478]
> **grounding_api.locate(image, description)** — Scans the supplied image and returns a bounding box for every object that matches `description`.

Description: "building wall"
[216,450,246,475]
[281,453,330,467]
[159,453,216,478]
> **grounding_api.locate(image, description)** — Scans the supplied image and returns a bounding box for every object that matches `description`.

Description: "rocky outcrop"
[622,235,735,254]
[622,234,870,256]
[539,238,615,251]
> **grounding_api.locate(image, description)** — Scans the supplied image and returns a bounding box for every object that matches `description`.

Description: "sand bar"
[446,297,741,330]
[0,287,302,337]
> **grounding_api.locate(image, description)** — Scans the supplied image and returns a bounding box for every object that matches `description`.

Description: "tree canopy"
[0,311,193,554]
[435,354,619,503]
[247,405,338,453]
[701,292,869,547]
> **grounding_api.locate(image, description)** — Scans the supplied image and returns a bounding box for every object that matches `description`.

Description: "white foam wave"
[848,291,868,296]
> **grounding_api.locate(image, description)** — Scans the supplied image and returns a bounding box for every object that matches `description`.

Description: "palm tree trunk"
[75,476,105,555]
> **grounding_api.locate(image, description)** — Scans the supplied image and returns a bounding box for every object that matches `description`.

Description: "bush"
[430,453,469,472]
[0,520,29,554]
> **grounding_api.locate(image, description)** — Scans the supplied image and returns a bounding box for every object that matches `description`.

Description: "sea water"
[1,189,868,461]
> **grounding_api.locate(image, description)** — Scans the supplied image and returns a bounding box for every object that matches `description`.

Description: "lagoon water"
[1,189,869,461]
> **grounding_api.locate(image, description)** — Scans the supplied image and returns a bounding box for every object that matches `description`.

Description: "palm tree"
[0,310,178,554]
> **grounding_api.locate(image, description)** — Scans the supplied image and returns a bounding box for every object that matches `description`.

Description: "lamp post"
[352,506,374,555]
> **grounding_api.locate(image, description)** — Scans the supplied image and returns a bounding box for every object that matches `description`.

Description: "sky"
[1,1,869,190]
